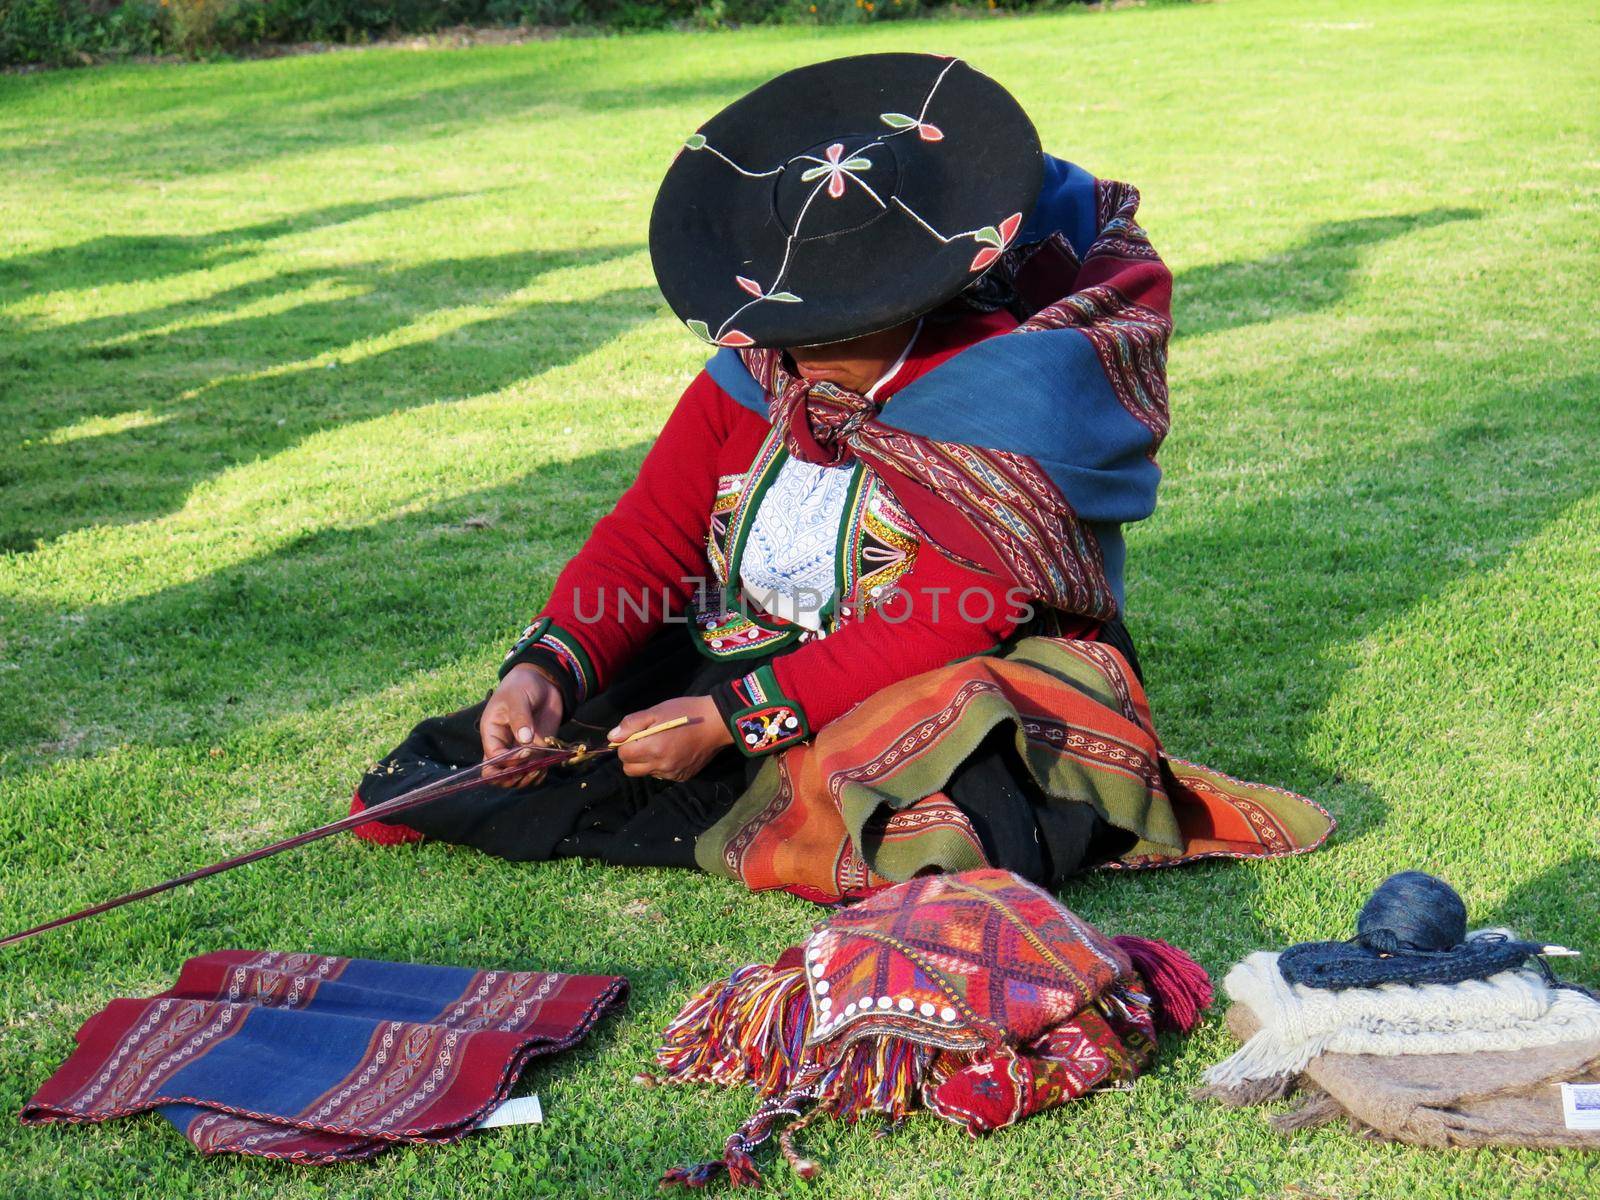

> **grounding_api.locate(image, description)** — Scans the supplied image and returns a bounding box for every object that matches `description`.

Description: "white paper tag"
[476,1094,544,1130]
[1558,1083,1600,1131]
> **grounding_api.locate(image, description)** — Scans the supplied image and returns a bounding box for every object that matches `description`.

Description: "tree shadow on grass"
[0,57,777,179]
[0,442,650,756]
[1175,207,1480,340]
[1,239,649,551]
[2,205,1470,556]
[0,194,454,295]
[1061,370,1600,953]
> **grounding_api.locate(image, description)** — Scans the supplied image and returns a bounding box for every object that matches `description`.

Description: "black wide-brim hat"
[1277,871,1553,990]
[1277,931,1551,990]
[649,53,1043,349]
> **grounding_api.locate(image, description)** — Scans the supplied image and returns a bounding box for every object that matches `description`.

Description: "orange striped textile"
[696,637,1333,902]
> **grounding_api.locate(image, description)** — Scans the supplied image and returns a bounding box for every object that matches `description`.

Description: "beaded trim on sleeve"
[714,663,810,758]
[502,617,597,706]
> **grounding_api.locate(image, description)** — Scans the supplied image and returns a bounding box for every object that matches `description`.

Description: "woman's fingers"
[617,734,685,780]
[474,666,570,789]
[607,707,660,745]
[611,706,664,777]
[481,711,514,758]
[482,693,545,786]
[491,743,552,789]
[616,738,658,778]
[613,697,727,781]
[483,691,526,752]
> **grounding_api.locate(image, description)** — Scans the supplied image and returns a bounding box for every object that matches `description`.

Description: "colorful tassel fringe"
[1112,935,1213,1033]
[653,962,811,1094]
[654,931,1212,1187]
[654,961,941,1187]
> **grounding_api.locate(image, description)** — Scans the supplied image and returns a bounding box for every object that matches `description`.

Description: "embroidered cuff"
[499,617,597,714]
[711,663,810,758]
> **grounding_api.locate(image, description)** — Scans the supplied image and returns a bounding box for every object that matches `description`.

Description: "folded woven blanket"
[22,951,626,1162]
[1202,951,1600,1088]
[1203,1005,1600,1150]
[649,869,1212,1187]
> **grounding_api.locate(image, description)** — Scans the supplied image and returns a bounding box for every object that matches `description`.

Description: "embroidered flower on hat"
[684,318,756,347]
[879,111,944,142]
[969,212,1024,272]
[653,54,1042,348]
[798,142,875,200]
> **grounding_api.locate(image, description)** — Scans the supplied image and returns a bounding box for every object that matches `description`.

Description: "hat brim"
[649,53,1043,349]
[1278,939,1545,990]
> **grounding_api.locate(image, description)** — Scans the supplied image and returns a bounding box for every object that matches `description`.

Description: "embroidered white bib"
[737,322,921,631]
[739,458,855,630]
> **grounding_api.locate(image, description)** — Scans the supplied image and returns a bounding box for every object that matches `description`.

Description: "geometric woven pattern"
[698,636,1335,904]
[23,951,626,1163]
[801,869,1130,1051]
[652,869,1190,1186]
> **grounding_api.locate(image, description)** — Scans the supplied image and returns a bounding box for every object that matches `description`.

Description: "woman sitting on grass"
[351,54,1331,901]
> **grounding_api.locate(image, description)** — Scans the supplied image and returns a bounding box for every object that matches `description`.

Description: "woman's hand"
[609,696,733,782]
[480,664,566,787]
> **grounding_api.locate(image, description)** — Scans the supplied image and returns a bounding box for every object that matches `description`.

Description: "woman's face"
[786,320,918,394]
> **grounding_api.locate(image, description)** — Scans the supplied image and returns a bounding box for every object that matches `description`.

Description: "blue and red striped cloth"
[21,950,626,1162]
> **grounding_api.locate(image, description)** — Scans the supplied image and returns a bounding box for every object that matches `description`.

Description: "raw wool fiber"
[648,869,1211,1187]
[1202,952,1600,1088]
[1207,1006,1600,1151]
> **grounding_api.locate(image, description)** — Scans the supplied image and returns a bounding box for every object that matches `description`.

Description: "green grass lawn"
[2,0,1598,1195]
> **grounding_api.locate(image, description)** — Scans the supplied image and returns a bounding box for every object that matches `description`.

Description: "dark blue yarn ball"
[1355,870,1467,954]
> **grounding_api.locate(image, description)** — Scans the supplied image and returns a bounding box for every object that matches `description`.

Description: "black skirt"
[357,633,758,868]
[355,625,1141,886]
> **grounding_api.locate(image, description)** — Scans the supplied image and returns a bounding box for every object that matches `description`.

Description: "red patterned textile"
[742,179,1172,621]
[803,868,1129,1048]
[21,951,625,1162]
[927,1005,1151,1134]
[653,869,1207,1187]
